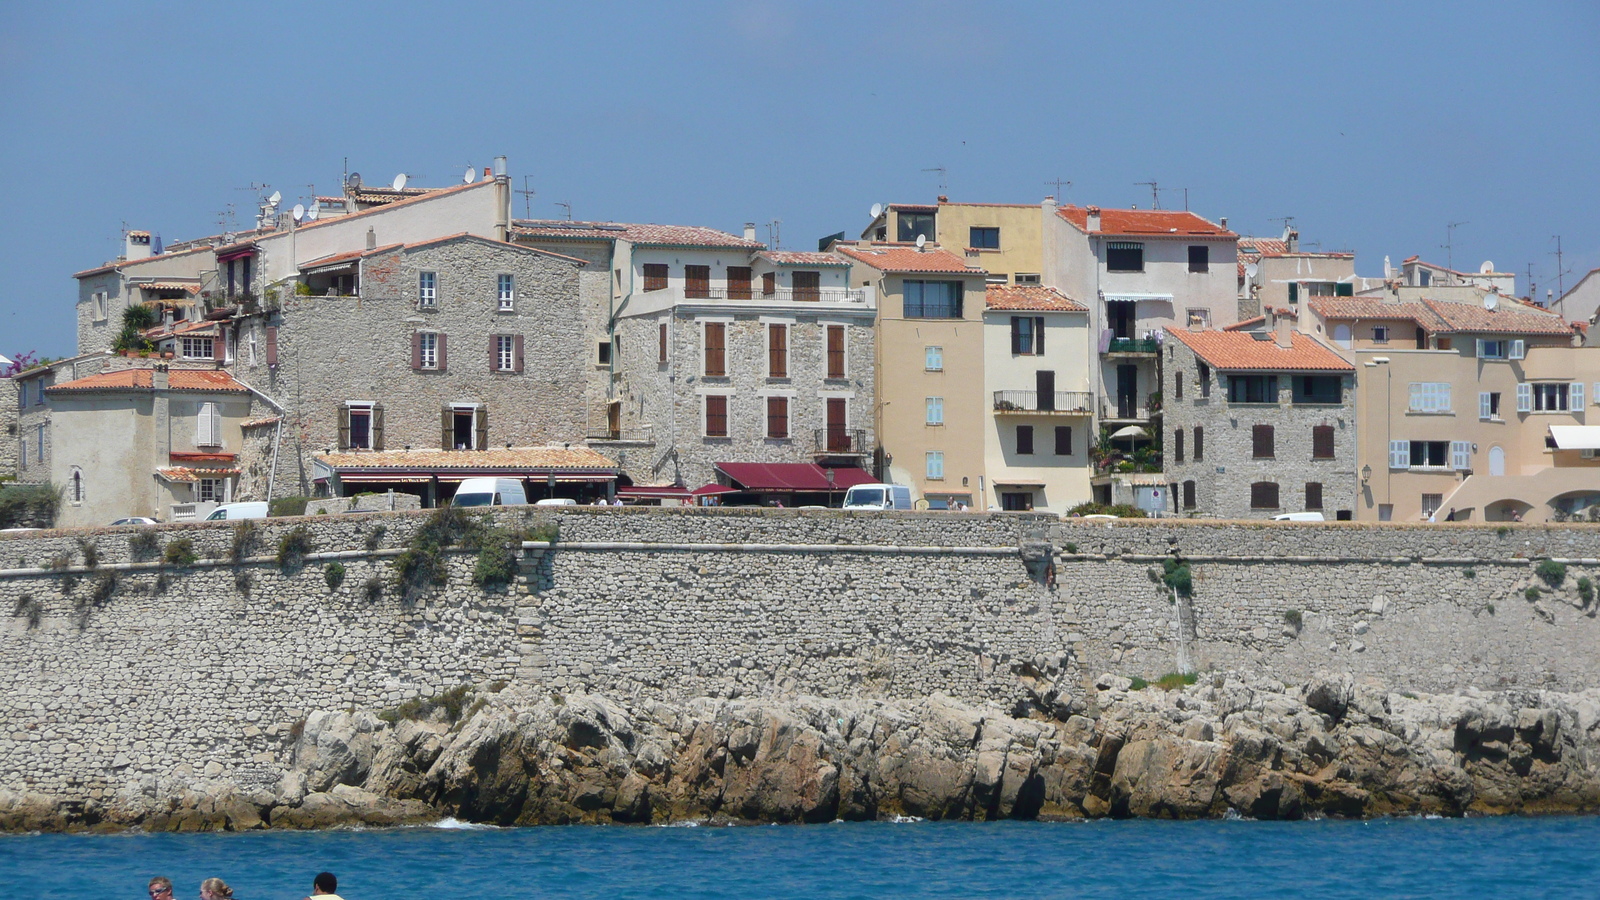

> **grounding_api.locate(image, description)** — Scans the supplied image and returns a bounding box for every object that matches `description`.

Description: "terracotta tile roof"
[1057,205,1235,237]
[941,200,1038,208]
[1306,298,1440,327]
[758,250,848,267]
[138,282,202,294]
[1223,316,1265,331]
[46,368,250,394]
[1238,237,1289,257]
[1164,328,1354,372]
[242,416,282,428]
[321,446,617,471]
[170,451,237,463]
[985,285,1085,312]
[1420,299,1573,336]
[834,243,985,275]
[348,187,433,205]
[388,233,587,265]
[299,246,398,270]
[156,466,241,483]
[888,204,939,213]
[513,219,763,249]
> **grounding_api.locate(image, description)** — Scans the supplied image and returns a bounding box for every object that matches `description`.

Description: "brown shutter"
[705,323,725,377]
[1193,426,1204,461]
[442,406,453,449]
[411,332,422,370]
[337,404,350,450]
[1305,482,1323,510]
[1183,480,1196,508]
[685,265,710,299]
[1312,425,1334,460]
[727,266,752,300]
[793,271,820,301]
[1252,424,1274,458]
[827,325,845,378]
[372,404,385,451]
[212,333,225,362]
[1035,317,1045,355]
[767,396,788,439]
[514,335,525,373]
[659,322,668,363]
[489,335,497,371]
[474,406,488,450]
[762,272,776,296]
[437,332,448,371]
[706,395,727,437]
[265,326,278,368]
[769,324,787,378]
[1174,428,1184,463]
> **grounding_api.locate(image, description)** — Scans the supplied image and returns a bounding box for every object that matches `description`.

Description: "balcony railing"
[1107,337,1159,354]
[992,391,1094,414]
[170,501,217,522]
[1101,399,1152,421]
[684,287,870,304]
[813,427,868,455]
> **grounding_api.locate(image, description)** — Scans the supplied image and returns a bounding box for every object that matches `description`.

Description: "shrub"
[76,539,99,569]
[1525,586,1542,602]
[1127,676,1149,691]
[129,530,160,561]
[1578,576,1595,606]
[324,561,346,591]
[13,594,42,629]
[364,576,384,603]
[364,525,387,553]
[121,304,156,330]
[268,496,310,518]
[276,526,314,569]
[1463,568,1476,579]
[1537,559,1567,588]
[392,506,480,601]
[1155,672,1198,691]
[1066,502,1147,519]
[1496,526,1511,537]
[230,521,258,563]
[163,538,198,567]
[234,569,252,596]
[377,683,475,725]
[0,482,61,529]
[1160,557,1193,598]
[1486,602,1496,615]
[89,571,117,605]
[1283,609,1303,631]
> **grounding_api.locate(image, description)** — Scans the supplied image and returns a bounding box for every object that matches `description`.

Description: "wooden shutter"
[705,395,728,437]
[1173,428,1184,463]
[704,322,725,376]
[1305,482,1323,510]
[685,265,710,299]
[762,272,776,297]
[411,332,422,370]
[1252,424,1274,458]
[212,334,225,362]
[1251,481,1279,509]
[1016,425,1034,455]
[1312,425,1334,460]
[1035,317,1045,354]
[769,324,787,378]
[474,407,488,450]
[437,333,448,371]
[1389,440,1410,469]
[442,407,453,450]
[266,326,278,368]
[767,396,788,439]
[659,323,668,363]
[1572,382,1585,410]
[1010,317,1023,354]
[337,404,350,450]
[728,266,752,300]
[1055,426,1072,456]
[1510,339,1525,360]
[488,335,497,371]
[827,397,847,450]
[1479,392,1493,419]
[643,264,668,292]
[372,404,385,450]
[827,325,845,378]
[1183,480,1196,509]
[198,402,215,447]
[514,335,525,374]
[1193,426,1203,461]
[1516,383,1532,412]
[793,271,820,301]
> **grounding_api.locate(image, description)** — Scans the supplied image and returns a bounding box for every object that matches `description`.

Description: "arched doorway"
[1488,445,1505,477]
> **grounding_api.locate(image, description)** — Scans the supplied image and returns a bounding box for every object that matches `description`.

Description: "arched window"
[70,467,84,504]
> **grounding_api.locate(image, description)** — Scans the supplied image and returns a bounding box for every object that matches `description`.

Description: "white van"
[205,501,269,521]
[841,483,913,511]
[451,477,528,508]
[1271,512,1326,522]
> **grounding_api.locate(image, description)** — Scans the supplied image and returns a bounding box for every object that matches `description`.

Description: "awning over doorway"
[1549,426,1600,450]
[714,462,875,492]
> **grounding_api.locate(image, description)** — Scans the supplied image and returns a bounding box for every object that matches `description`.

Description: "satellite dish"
[915,234,927,249]
[1245,262,1259,279]
[345,172,361,190]
[1480,260,1495,273]
[1485,294,1498,311]
[306,205,320,221]
[268,190,281,206]
[392,173,408,191]
[291,203,306,222]
[464,166,478,184]
[870,202,883,219]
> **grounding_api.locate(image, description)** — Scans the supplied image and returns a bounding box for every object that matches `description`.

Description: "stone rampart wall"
[2,511,1600,799]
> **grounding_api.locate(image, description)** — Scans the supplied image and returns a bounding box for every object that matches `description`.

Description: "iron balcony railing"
[813,427,868,454]
[686,286,869,304]
[1107,337,1159,354]
[992,391,1094,414]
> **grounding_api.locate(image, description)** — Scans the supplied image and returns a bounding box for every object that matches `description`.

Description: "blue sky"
[2,0,1596,358]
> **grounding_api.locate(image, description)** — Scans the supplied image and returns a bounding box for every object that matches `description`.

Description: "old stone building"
[1162,317,1357,519]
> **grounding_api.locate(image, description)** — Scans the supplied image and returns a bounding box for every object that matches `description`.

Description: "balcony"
[688,286,870,305]
[993,391,1094,415]
[813,427,869,457]
[1106,337,1159,355]
[170,501,217,522]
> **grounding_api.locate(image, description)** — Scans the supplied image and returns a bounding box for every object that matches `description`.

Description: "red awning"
[690,483,741,497]
[617,485,693,500]
[714,462,874,492]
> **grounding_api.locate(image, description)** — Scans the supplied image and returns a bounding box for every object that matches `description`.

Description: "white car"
[109,517,159,527]
[534,498,578,507]
[1271,512,1326,522]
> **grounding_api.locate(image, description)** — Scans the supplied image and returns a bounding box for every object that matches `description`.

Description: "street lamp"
[825,467,836,508]
[1361,464,1371,486]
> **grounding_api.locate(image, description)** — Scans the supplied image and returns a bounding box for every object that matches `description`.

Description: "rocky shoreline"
[6,672,1600,831]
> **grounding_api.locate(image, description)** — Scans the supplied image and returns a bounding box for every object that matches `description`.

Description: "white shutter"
[1409,382,1424,411]
[1451,440,1471,470]
[211,403,222,445]
[1571,382,1585,411]
[1389,440,1410,469]
[1593,382,1600,406]
[197,402,216,446]
[1510,339,1526,360]
[1476,339,1488,358]
[1439,383,1451,413]
[1516,383,1532,412]
[1479,392,1492,419]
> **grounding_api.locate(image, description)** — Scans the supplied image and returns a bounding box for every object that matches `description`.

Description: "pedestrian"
[308,873,343,900]
[1444,507,1456,522]
[200,879,234,900]
[148,878,174,900]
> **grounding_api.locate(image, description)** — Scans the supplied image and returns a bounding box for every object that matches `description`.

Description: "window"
[1408,382,1452,413]
[1451,440,1472,470]
[700,395,728,438]
[1106,241,1143,272]
[1187,245,1209,273]
[196,402,221,447]
[1173,428,1185,463]
[727,266,753,300]
[1294,376,1342,404]
[342,403,381,450]
[763,324,787,378]
[181,337,213,359]
[1531,382,1572,412]
[1017,425,1034,455]
[1305,482,1324,510]
[685,265,711,299]
[1251,482,1280,509]
[495,335,519,372]
[1478,339,1523,360]
[497,274,515,310]
[1174,374,1183,402]
[903,280,963,318]
[1252,424,1275,459]
[925,345,943,371]
[643,264,669,292]
[970,227,1000,250]
[792,271,820,301]
[70,467,83,504]
[1198,363,1211,398]
[703,322,726,377]
[897,212,935,243]
[197,478,225,504]
[766,396,789,439]
[926,397,944,425]
[37,423,45,459]
[418,271,437,307]
[659,322,669,364]
[1312,425,1335,460]
[417,332,439,370]
[1480,392,1501,419]
[445,405,484,450]
[1014,273,1041,286]
[1372,325,1390,344]
[1055,426,1072,456]
[1182,480,1196,509]
[1405,441,1450,468]
[762,272,776,297]
[1421,493,1443,519]
[925,451,945,479]
[1010,316,1044,355]
[826,325,846,378]
[1229,375,1278,404]
[1193,426,1204,461]
[247,330,258,366]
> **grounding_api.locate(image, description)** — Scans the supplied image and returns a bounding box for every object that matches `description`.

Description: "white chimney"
[366,226,376,250]
[744,222,757,243]
[492,156,508,179]
[125,230,153,261]
[1274,309,1293,348]
[1086,206,1101,232]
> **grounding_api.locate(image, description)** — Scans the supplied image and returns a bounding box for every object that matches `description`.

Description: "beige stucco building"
[859,199,1048,288]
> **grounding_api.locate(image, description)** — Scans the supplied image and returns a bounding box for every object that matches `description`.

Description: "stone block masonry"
[2,511,1600,800]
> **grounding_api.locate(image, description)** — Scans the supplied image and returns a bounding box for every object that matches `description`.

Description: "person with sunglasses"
[148,879,174,900]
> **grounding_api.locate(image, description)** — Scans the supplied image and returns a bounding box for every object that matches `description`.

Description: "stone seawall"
[2,510,1599,823]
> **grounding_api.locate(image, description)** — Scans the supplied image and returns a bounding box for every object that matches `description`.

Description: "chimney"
[366,226,377,250]
[1086,206,1101,232]
[1042,195,1057,214]
[492,156,508,180]
[1286,229,1299,252]
[152,362,171,463]
[744,222,757,243]
[1219,216,1228,230]
[125,230,153,261]
[1273,309,1294,348]
[937,195,948,204]
[151,362,169,391]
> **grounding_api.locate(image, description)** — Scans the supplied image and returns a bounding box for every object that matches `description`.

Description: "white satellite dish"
[1245,262,1259,279]
[914,233,927,249]
[268,190,281,206]
[306,205,320,221]
[1480,260,1495,273]
[346,172,362,190]
[464,166,478,184]
[1485,293,1498,311]
[870,202,883,219]
[291,203,306,222]
[392,173,408,191]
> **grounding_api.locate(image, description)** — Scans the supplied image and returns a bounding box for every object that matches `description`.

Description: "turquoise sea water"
[10,816,1600,899]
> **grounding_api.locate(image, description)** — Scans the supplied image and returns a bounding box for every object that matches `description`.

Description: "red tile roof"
[156,466,242,483]
[1420,298,1573,336]
[1057,205,1235,237]
[138,282,202,294]
[1164,328,1354,372]
[46,368,250,394]
[1223,316,1265,331]
[513,220,763,249]
[834,243,984,275]
[758,250,848,267]
[985,285,1085,312]
[170,451,237,463]
[1306,298,1436,325]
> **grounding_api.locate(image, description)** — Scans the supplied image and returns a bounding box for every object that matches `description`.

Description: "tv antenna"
[1045,177,1071,200]
[1551,235,1571,304]
[922,165,947,193]
[1135,180,1160,209]
[1161,186,1190,211]
[1268,216,1296,240]
[554,201,571,221]
[1525,262,1536,303]
[516,176,537,219]
[768,219,782,250]
[1441,221,1468,272]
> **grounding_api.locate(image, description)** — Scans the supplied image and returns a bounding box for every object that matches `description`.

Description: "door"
[826,398,849,451]
[1117,365,1138,418]
[1489,445,1505,476]
[1036,370,1055,412]
[792,270,820,301]
[1110,303,1134,339]
[685,265,710,299]
[1333,324,1352,349]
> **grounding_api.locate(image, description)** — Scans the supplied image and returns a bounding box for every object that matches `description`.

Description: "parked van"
[1270,512,1326,522]
[451,477,528,508]
[841,483,913,511]
[204,501,269,521]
